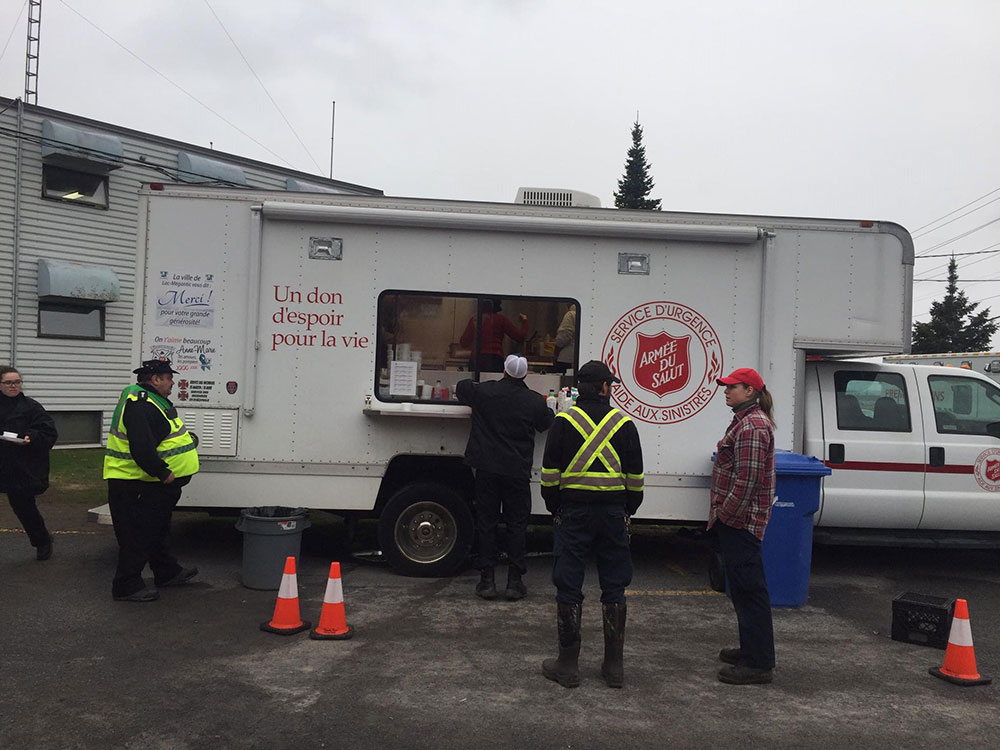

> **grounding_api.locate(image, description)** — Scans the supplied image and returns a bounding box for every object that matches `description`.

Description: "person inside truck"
[708,367,776,685]
[459,298,529,373]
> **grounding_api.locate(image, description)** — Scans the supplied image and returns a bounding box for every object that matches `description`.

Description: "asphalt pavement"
[1,505,998,750]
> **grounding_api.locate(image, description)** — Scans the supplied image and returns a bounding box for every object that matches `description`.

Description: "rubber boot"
[475,567,497,600]
[505,566,527,601]
[542,602,581,688]
[600,602,627,688]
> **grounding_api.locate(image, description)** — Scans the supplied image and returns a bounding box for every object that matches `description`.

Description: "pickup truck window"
[834,370,911,432]
[375,291,578,403]
[928,375,1000,435]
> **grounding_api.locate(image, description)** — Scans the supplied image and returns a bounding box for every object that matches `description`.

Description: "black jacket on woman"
[0,392,58,494]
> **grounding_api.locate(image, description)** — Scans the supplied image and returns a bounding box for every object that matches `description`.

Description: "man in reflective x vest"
[103,359,199,602]
[540,360,644,689]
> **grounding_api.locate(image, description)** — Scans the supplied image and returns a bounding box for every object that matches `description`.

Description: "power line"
[202,0,324,175]
[918,241,1000,259]
[915,215,1000,257]
[0,0,28,65]
[57,0,295,169]
[913,194,1000,240]
[911,185,1000,235]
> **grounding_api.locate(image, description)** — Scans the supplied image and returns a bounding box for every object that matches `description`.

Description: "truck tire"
[377,482,474,577]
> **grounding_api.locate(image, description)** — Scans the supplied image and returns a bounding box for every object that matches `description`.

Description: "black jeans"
[552,503,632,605]
[717,521,775,670]
[473,470,530,573]
[6,492,51,547]
[108,479,185,597]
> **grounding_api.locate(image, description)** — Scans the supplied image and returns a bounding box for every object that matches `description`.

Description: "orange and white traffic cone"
[929,598,991,686]
[310,561,353,640]
[260,556,311,636]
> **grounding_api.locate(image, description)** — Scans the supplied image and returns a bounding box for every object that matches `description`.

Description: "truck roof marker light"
[150,183,165,191]
[860,220,874,228]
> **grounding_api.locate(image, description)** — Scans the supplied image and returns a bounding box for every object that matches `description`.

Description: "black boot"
[601,602,627,688]
[475,567,497,600]
[505,566,527,600]
[542,602,581,688]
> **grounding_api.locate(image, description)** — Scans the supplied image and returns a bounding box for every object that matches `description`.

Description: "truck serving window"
[833,371,911,432]
[928,375,1000,436]
[376,291,579,403]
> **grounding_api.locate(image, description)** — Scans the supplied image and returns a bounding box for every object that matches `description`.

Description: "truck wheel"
[377,483,474,577]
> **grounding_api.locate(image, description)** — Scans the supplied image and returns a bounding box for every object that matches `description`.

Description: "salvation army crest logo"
[603,301,723,425]
[633,332,691,397]
[973,448,1000,491]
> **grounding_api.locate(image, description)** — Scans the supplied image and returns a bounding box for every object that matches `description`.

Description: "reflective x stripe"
[562,408,625,475]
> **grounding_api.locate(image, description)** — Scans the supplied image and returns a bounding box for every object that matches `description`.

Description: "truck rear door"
[814,363,925,528]
[919,369,1000,530]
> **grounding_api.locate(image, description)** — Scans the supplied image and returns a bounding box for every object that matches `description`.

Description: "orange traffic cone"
[310,561,353,640]
[260,556,311,635]
[929,598,991,686]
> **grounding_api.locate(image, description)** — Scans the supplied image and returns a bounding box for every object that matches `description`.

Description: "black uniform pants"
[6,492,51,548]
[473,470,530,573]
[552,503,632,605]
[108,479,184,597]
[717,521,775,670]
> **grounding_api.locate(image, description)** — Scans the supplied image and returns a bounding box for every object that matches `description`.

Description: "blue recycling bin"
[761,451,831,607]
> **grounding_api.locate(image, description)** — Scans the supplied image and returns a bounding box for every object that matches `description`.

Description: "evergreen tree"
[912,257,998,353]
[613,119,661,210]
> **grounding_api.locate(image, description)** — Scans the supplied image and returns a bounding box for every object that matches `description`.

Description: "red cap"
[716,367,765,392]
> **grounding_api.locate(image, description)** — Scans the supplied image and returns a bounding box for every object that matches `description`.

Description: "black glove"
[544,497,561,515]
[626,499,641,516]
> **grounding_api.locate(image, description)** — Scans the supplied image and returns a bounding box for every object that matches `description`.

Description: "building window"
[41,164,109,209]
[376,290,579,403]
[38,302,105,340]
[50,411,102,446]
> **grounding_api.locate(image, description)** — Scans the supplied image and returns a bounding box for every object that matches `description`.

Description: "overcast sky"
[2,1,999,334]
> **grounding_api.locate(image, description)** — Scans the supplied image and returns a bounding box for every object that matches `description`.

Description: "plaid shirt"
[708,402,775,541]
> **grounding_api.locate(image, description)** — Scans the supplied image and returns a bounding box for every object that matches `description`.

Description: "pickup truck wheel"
[377,483,474,577]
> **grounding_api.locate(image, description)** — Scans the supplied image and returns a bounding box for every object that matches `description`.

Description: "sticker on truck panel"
[974,448,1000,491]
[603,301,723,425]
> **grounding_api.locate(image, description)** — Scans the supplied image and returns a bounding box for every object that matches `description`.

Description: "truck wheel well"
[375,454,474,513]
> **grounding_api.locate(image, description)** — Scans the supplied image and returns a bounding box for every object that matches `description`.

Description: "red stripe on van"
[825,461,974,474]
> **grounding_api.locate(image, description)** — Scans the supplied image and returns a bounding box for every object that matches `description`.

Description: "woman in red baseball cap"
[708,367,776,685]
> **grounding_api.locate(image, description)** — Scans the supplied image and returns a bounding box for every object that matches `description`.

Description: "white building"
[0,96,381,444]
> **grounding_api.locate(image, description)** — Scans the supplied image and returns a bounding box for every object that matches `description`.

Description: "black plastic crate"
[891,592,955,649]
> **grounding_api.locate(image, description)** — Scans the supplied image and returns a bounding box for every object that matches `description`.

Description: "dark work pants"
[552,503,632,605]
[474,470,530,573]
[7,492,51,548]
[108,479,184,597]
[717,521,775,670]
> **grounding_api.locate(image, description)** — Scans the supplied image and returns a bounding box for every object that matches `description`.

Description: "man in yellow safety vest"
[103,359,199,602]
[540,360,644,689]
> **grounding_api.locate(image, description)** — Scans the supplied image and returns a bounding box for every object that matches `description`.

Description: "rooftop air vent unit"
[515,187,601,208]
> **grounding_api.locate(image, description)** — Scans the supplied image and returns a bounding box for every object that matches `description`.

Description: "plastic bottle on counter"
[557,388,572,413]
[546,389,558,413]
[432,380,443,400]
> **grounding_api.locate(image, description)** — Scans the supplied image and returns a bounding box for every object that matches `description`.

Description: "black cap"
[132,359,178,376]
[577,360,621,384]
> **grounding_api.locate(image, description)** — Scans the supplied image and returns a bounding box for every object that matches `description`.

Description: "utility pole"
[24,0,42,104]
[329,101,336,178]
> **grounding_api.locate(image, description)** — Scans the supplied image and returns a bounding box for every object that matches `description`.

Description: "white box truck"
[129,185,1000,575]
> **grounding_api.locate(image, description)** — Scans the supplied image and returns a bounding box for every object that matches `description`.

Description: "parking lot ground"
[2,499,998,750]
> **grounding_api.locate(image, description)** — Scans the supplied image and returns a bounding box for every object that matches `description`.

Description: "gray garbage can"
[235,506,311,590]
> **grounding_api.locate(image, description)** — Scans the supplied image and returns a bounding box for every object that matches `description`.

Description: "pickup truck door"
[919,371,1000,530]
[814,365,925,528]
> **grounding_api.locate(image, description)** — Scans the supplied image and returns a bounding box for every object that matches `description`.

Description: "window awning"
[41,120,124,172]
[37,259,120,304]
[177,152,247,185]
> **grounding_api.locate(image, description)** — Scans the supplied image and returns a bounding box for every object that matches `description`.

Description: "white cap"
[504,354,528,379]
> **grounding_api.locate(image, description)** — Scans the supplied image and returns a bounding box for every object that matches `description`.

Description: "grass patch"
[49,448,105,495]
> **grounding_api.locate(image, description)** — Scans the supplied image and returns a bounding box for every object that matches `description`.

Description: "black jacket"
[0,392,58,495]
[120,386,192,486]
[456,376,554,478]
[541,393,644,515]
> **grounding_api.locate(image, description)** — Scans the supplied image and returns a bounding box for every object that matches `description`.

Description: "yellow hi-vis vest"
[103,385,199,481]
[540,406,644,493]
